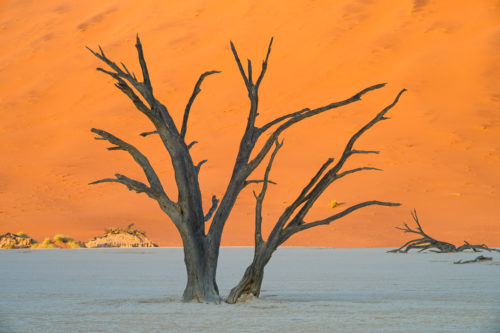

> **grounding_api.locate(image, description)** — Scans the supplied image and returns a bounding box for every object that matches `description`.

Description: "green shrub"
[67,241,84,248]
[31,238,57,249]
[53,234,73,243]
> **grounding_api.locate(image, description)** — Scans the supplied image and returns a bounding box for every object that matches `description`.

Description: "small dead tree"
[226,89,405,303]
[88,35,400,303]
[388,209,500,253]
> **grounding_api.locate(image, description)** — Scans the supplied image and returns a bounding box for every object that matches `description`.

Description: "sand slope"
[0,0,499,246]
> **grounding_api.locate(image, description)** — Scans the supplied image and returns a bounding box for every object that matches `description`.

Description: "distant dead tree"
[226,88,405,303]
[88,35,403,303]
[388,209,500,253]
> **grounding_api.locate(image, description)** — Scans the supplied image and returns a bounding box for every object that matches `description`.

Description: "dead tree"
[388,209,500,253]
[226,89,405,303]
[88,35,399,303]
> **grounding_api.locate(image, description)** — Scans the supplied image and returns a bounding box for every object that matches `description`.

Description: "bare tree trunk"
[227,89,406,303]
[226,244,274,303]
[181,231,220,303]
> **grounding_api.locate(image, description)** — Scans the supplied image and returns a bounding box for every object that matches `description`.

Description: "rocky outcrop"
[0,232,37,249]
[31,235,85,249]
[85,224,158,248]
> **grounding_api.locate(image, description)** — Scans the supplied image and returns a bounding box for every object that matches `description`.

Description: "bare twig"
[187,141,198,150]
[140,130,158,137]
[244,179,277,187]
[181,71,221,139]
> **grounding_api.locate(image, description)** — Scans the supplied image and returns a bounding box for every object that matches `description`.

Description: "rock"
[0,232,37,249]
[86,225,158,248]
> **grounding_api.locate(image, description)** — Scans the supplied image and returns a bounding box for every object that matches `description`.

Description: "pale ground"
[1,248,499,332]
[1,0,499,247]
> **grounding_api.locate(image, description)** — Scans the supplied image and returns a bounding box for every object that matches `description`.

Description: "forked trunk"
[181,232,221,303]
[226,244,274,303]
[89,37,404,305]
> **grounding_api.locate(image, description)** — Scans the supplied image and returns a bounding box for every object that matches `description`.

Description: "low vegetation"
[30,235,85,249]
[86,224,158,248]
[1,224,155,249]
[103,223,146,236]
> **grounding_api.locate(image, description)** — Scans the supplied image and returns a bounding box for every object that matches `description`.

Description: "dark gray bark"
[227,89,406,303]
[454,255,492,264]
[388,209,500,253]
[88,36,219,302]
[88,35,396,303]
[180,230,220,303]
[226,244,273,303]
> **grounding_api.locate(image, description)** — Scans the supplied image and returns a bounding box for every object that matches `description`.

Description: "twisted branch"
[90,128,177,214]
[181,71,221,139]
[273,89,405,240]
[389,209,500,253]
[90,174,153,196]
[253,138,283,246]
[87,35,178,132]
[249,83,389,171]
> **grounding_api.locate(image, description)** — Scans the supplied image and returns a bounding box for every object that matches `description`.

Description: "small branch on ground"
[454,255,493,264]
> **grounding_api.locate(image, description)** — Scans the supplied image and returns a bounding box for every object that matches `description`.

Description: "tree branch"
[281,201,400,244]
[187,141,198,150]
[266,158,335,242]
[285,89,407,226]
[230,41,250,89]
[88,45,153,108]
[91,128,176,210]
[90,174,153,196]
[140,130,158,137]
[254,138,284,246]
[95,67,152,117]
[255,37,273,89]
[335,167,382,180]
[259,108,310,133]
[247,59,253,85]
[350,149,380,155]
[204,195,219,222]
[294,158,335,205]
[249,83,389,170]
[181,70,221,139]
[135,35,153,101]
[195,159,207,175]
[87,39,179,132]
[244,179,277,187]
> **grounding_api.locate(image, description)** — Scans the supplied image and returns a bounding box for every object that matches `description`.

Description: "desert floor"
[1,247,499,332]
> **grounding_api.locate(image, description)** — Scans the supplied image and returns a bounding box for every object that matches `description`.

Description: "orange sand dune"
[0,0,499,247]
